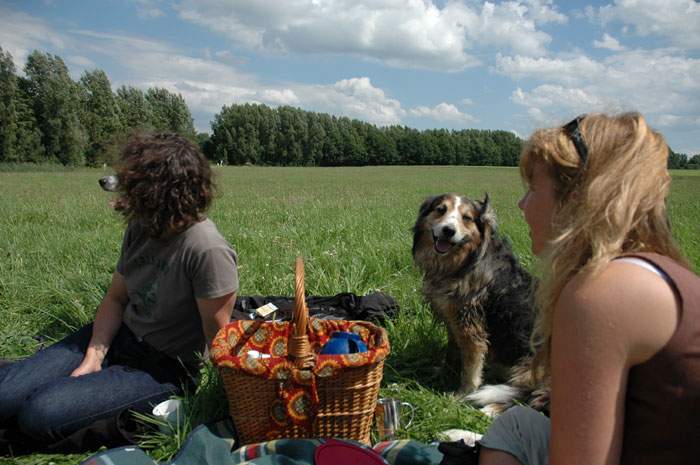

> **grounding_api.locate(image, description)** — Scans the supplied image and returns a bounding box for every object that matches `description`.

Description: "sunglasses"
[562,114,588,165]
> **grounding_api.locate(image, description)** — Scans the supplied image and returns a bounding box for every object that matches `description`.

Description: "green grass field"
[1,166,698,464]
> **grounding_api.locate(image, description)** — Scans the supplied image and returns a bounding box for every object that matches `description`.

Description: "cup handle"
[401,402,416,429]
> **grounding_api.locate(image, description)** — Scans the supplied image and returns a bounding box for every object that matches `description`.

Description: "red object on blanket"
[315,439,389,465]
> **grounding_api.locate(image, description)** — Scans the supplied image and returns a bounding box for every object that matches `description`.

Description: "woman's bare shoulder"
[558,259,679,365]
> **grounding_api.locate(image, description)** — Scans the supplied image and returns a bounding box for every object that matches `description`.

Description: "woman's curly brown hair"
[114,133,214,238]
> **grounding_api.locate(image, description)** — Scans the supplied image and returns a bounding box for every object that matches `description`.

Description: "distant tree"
[116,86,153,132]
[14,78,44,162]
[195,132,214,160]
[277,106,306,165]
[366,127,397,165]
[205,102,528,167]
[146,87,195,138]
[687,154,700,170]
[0,47,20,162]
[305,113,325,165]
[23,50,87,165]
[79,69,122,165]
[668,149,688,169]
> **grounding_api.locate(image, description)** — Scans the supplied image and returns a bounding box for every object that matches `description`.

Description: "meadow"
[1,166,698,464]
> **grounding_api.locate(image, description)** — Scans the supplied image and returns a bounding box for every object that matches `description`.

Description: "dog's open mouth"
[433,236,454,254]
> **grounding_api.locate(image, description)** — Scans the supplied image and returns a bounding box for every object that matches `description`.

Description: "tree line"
[0,47,195,166]
[1,47,698,168]
[204,103,524,166]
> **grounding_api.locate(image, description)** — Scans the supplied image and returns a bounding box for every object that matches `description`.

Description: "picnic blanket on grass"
[80,419,444,465]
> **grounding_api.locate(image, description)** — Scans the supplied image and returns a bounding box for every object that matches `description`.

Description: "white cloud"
[132,0,165,19]
[295,77,405,126]
[67,55,97,69]
[501,49,700,130]
[0,10,472,129]
[0,7,67,68]
[522,0,568,24]
[593,33,625,51]
[597,0,700,49]
[174,0,566,70]
[656,114,682,127]
[409,102,476,123]
[495,53,605,85]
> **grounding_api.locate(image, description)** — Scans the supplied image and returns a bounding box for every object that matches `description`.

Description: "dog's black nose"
[442,225,456,238]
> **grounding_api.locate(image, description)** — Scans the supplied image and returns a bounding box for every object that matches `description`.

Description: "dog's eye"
[462,215,472,222]
[436,205,447,215]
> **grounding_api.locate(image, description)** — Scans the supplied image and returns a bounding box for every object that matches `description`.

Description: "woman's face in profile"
[518,161,558,256]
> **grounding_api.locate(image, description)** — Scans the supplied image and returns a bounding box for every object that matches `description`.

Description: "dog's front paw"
[438,429,483,447]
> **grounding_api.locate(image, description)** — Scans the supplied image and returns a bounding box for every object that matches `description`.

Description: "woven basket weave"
[212,257,389,445]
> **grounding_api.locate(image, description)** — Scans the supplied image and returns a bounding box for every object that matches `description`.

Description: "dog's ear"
[413,195,439,258]
[418,195,438,218]
[477,193,497,232]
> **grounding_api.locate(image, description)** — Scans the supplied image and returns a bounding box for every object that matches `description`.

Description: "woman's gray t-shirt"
[116,218,238,366]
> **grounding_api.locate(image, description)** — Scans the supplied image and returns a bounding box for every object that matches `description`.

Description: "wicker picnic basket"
[211,257,390,445]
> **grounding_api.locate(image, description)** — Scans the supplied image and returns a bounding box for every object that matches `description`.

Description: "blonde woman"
[476,113,700,465]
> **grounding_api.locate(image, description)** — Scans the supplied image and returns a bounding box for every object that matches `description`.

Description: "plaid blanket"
[80,419,443,465]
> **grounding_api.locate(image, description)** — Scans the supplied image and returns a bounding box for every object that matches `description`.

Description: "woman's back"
[620,253,700,465]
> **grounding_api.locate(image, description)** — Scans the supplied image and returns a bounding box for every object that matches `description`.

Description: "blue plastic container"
[320,331,368,355]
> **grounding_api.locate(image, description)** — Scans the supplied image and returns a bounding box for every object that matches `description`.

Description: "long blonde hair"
[520,112,687,379]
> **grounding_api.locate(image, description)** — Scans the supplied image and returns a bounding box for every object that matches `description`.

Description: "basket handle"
[289,256,315,368]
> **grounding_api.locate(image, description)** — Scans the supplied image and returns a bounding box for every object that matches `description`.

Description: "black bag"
[232,292,399,323]
[438,440,481,465]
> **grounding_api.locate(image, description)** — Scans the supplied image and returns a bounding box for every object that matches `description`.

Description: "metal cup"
[375,398,416,440]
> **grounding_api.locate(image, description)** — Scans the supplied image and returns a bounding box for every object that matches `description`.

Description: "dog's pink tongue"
[435,239,452,253]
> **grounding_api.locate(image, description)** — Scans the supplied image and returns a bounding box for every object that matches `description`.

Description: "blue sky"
[1,0,698,154]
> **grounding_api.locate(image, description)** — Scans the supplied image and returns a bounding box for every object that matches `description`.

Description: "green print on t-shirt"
[131,255,170,317]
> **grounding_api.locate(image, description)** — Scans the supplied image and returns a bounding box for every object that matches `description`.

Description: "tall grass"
[1,166,698,463]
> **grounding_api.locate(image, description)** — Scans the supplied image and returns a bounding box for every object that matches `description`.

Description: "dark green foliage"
[668,150,688,169]
[0,49,197,166]
[79,69,123,165]
[116,85,154,131]
[0,46,19,162]
[146,87,196,139]
[209,104,526,166]
[1,48,696,168]
[687,154,700,170]
[23,50,87,165]
[0,47,44,163]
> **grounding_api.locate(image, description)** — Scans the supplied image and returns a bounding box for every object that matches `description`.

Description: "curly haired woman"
[0,134,238,452]
[476,113,700,465]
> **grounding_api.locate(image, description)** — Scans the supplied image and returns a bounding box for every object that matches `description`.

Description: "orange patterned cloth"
[211,318,390,436]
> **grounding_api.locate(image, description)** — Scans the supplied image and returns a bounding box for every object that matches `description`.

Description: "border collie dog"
[412,193,536,396]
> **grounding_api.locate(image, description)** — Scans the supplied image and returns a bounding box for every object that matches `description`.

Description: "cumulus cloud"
[73,30,470,127]
[500,49,700,129]
[596,0,700,49]
[132,0,165,19]
[174,0,566,70]
[593,33,625,51]
[294,77,405,126]
[656,114,683,127]
[408,102,476,124]
[495,53,604,85]
[0,7,67,68]
[0,8,474,130]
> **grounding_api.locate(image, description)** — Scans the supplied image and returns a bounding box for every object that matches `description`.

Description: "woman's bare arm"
[71,272,130,377]
[549,260,678,465]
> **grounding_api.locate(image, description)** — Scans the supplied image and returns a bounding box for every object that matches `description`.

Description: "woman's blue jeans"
[0,323,194,445]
